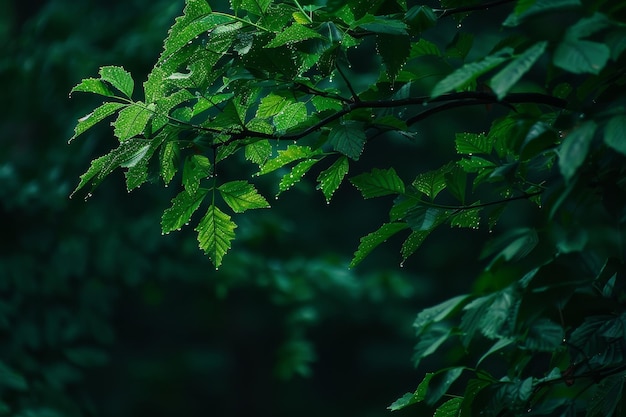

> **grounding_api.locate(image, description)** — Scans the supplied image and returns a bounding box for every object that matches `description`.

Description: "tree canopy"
[10,0,626,415]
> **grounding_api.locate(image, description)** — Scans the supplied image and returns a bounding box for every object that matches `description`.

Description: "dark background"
[0,1,512,416]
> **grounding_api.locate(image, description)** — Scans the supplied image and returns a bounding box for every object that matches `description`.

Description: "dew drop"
[457,23,462,29]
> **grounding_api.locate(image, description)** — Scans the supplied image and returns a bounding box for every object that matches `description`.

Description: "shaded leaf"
[490,41,547,99]
[266,23,324,48]
[434,397,462,417]
[183,154,212,195]
[431,52,511,98]
[350,167,405,198]
[260,145,318,174]
[328,121,367,160]
[245,140,273,166]
[604,115,626,155]
[558,120,597,181]
[503,0,581,27]
[277,159,318,195]
[388,373,434,411]
[553,40,610,75]
[401,230,430,261]
[377,34,411,81]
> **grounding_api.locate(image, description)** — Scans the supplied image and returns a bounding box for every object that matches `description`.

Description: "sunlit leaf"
[245,140,272,166]
[162,188,209,234]
[70,78,115,97]
[99,66,134,98]
[196,204,237,268]
[274,102,308,132]
[70,102,125,143]
[317,156,349,202]
[183,154,212,195]
[260,145,318,175]
[113,102,154,141]
[387,373,434,411]
[277,159,318,195]
[219,180,270,212]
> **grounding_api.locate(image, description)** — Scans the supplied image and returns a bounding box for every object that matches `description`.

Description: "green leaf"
[412,166,450,200]
[401,230,430,261]
[277,159,318,195]
[71,139,152,197]
[265,23,324,48]
[414,294,469,333]
[256,94,289,118]
[476,338,515,366]
[245,140,272,166]
[523,319,564,351]
[113,102,154,141]
[353,15,408,35]
[445,164,467,204]
[70,78,116,97]
[503,0,581,27]
[410,39,441,57]
[218,180,270,212]
[413,324,452,366]
[196,204,237,268]
[565,12,611,40]
[586,373,625,417]
[70,102,125,143]
[450,207,481,229]
[455,132,492,155]
[260,145,318,175]
[183,155,212,195]
[405,206,448,231]
[434,397,462,417]
[604,115,626,155]
[350,167,405,199]
[377,34,411,81]
[388,373,434,411]
[558,120,597,181]
[458,156,496,173]
[99,66,134,98]
[159,140,180,185]
[428,367,466,406]
[328,121,367,161]
[553,40,610,75]
[350,222,409,268]
[311,95,343,112]
[317,156,349,202]
[161,188,209,234]
[490,42,547,99]
[273,102,308,132]
[431,51,511,98]
[232,0,272,15]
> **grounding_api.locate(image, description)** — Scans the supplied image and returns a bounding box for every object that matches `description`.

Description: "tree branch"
[211,92,567,148]
[436,0,516,18]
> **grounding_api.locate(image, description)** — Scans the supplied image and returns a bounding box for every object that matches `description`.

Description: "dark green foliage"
[64,0,626,415]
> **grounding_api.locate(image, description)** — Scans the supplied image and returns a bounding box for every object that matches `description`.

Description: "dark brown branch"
[436,0,516,18]
[211,92,567,148]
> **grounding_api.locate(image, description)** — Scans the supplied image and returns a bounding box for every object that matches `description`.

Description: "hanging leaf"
[317,156,349,202]
[350,167,405,198]
[401,230,431,261]
[277,159,318,195]
[183,154,212,195]
[328,121,367,161]
[490,42,547,99]
[218,180,270,212]
[162,188,209,234]
[70,102,126,143]
[256,94,289,118]
[377,34,411,82]
[455,132,492,155]
[412,165,451,201]
[196,204,237,268]
[350,222,409,267]
[71,139,152,197]
[388,373,434,411]
[159,140,180,185]
[260,145,318,175]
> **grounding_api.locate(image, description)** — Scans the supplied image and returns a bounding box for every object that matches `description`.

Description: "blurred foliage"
[1,1,439,416]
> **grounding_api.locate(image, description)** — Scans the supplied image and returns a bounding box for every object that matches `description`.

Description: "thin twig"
[436,0,516,18]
